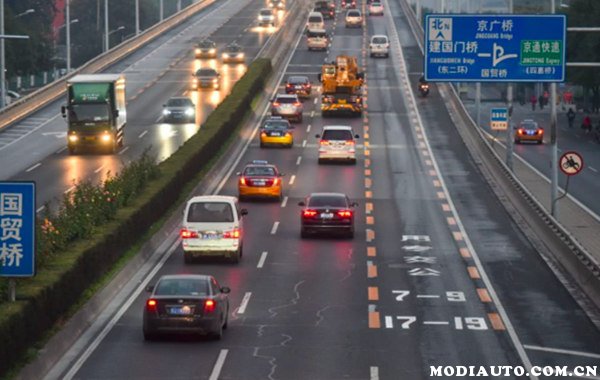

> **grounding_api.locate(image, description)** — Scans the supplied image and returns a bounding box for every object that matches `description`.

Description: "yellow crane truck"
[319,55,364,117]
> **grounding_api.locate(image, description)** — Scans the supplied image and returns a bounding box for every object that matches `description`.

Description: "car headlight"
[195,48,201,54]
[163,109,171,115]
[223,53,230,58]
[101,133,112,142]
[185,108,194,116]
[213,78,219,82]
[209,48,216,54]
[239,53,245,58]
[68,134,78,142]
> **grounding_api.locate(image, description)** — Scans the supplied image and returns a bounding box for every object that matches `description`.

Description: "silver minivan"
[316,126,360,164]
[307,11,325,30]
[181,195,247,263]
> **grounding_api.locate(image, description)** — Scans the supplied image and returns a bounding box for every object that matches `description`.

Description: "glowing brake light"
[240,177,247,185]
[345,140,355,145]
[146,299,157,312]
[273,102,280,107]
[320,140,329,146]
[180,228,198,239]
[273,178,280,186]
[517,128,524,135]
[293,102,301,107]
[537,129,543,135]
[223,228,240,239]
[303,209,317,218]
[204,299,217,313]
[337,210,352,218]
[286,83,293,87]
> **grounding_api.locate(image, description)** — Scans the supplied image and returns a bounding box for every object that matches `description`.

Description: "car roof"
[307,28,327,33]
[288,75,309,81]
[371,34,388,39]
[188,195,237,203]
[157,274,212,282]
[322,125,353,130]
[168,96,191,101]
[309,11,323,16]
[275,93,299,99]
[308,192,347,198]
[347,9,361,13]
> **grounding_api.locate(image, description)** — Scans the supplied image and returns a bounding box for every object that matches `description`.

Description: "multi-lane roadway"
[5,0,600,379]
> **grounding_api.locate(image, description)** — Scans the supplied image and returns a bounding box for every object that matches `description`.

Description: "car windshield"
[244,166,276,176]
[348,11,360,16]
[198,41,214,48]
[196,69,217,77]
[521,122,538,130]
[69,104,110,122]
[276,96,297,103]
[308,195,347,208]
[309,16,322,22]
[307,31,327,38]
[260,10,273,15]
[264,120,289,130]
[372,37,387,44]
[371,2,381,5]
[322,129,353,140]
[167,98,192,107]
[227,45,242,52]
[155,278,209,296]
[187,202,234,223]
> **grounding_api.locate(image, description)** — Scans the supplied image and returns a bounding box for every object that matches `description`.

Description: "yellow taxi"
[259,116,294,148]
[237,160,284,201]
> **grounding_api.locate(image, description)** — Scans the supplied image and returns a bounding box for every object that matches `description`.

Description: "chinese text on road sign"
[490,107,508,131]
[0,182,36,277]
[424,15,566,82]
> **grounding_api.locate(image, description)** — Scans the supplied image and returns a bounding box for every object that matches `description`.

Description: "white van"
[307,11,325,30]
[181,195,247,263]
[307,29,329,51]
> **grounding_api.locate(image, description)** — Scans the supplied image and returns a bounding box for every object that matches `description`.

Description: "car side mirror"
[298,201,306,206]
[315,134,321,138]
[354,134,360,138]
[351,202,359,207]
[145,285,154,292]
[221,286,231,294]
[240,208,248,216]
[61,105,66,117]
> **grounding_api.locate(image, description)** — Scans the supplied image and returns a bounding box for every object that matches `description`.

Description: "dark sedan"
[143,274,230,340]
[285,76,312,98]
[299,192,357,238]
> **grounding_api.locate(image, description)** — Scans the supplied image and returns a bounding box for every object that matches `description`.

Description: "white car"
[345,10,363,28]
[368,2,384,15]
[258,8,276,27]
[316,126,360,164]
[369,35,389,57]
[180,195,247,263]
[307,12,325,30]
[307,28,329,51]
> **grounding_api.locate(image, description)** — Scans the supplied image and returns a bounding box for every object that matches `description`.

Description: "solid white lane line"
[94,165,105,174]
[296,156,302,165]
[306,124,311,132]
[289,175,296,185]
[26,163,41,172]
[370,366,379,380]
[589,166,598,173]
[270,221,280,235]
[257,251,268,268]
[281,196,288,208]
[118,146,129,155]
[138,130,148,138]
[523,345,600,359]
[237,292,252,314]
[302,139,307,147]
[208,349,229,380]
[36,205,45,213]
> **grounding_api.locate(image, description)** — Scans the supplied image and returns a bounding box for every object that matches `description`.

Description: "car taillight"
[286,83,292,87]
[337,210,352,218]
[285,132,291,137]
[223,228,240,239]
[320,140,329,145]
[273,102,280,107]
[345,140,355,145]
[305,84,311,88]
[294,102,301,107]
[180,228,198,239]
[537,129,543,135]
[261,131,267,137]
[204,299,216,313]
[273,178,280,186]
[303,209,318,218]
[146,299,157,312]
[517,128,524,135]
[240,177,247,185]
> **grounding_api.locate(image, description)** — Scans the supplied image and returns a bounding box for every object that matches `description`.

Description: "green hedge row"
[0,58,272,378]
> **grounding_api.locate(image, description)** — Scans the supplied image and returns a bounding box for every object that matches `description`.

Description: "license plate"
[84,136,96,141]
[321,213,334,219]
[168,306,192,315]
[295,85,302,89]
[254,180,266,186]
[339,99,347,104]
[202,232,220,239]
[527,131,535,135]
[271,132,281,136]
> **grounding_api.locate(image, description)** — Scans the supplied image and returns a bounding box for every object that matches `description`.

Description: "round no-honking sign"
[559,151,584,176]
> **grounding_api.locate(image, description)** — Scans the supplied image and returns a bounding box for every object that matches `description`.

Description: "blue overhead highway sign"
[424,14,566,82]
[0,182,36,277]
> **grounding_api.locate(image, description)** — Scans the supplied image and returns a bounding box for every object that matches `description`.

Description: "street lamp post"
[550,0,559,217]
[135,0,140,35]
[104,0,109,53]
[160,0,164,21]
[66,0,71,72]
[104,25,125,52]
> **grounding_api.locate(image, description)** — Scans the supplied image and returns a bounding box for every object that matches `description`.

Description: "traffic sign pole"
[550,0,559,218]
[506,84,513,171]
[475,82,481,128]
[8,278,15,302]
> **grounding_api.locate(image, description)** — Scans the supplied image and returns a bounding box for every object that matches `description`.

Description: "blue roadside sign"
[490,107,508,130]
[0,182,36,277]
[424,14,566,82]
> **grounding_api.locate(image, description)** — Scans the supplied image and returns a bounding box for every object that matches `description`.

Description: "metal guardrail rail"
[0,0,217,133]
[398,0,600,310]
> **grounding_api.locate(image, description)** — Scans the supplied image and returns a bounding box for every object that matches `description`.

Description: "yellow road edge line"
[477,288,492,303]
[488,313,506,330]
[368,287,379,301]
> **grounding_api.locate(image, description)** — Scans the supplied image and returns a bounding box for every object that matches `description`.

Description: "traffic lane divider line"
[281,196,288,208]
[270,221,280,235]
[365,178,372,188]
[366,216,374,225]
[208,349,229,380]
[452,231,463,241]
[428,169,436,176]
[437,191,446,199]
[368,286,379,301]
[289,174,296,185]
[367,260,377,278]
[446,217,456,225]
[459,247,471,258]
[442,203,450,211]
[365,190,372,198]
[367,247,376,257]
[366,202,373,214]
[237,292,252,314]
[365,158,371,168]
[257,251,268,268]
[477,288,492,303]
[26,163,41,172]
[369,311,381,328]
[433,179,441,187]
[488,313,506,331]
[366,229,375,242]
[467,266,481,279]
[365,169,371,176]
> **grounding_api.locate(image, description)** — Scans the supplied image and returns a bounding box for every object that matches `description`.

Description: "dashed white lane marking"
[281,196,288,208]
[26,163,41,172]
[94,165,105,174]
[64,186,75,194]
[310,111,315,118]
[56,146,67,154]
[302,139,307,147]
[523,345,600,359]
[257,251,268,268]
[314,97,318,104]
[138,130,148,138]
[208,349,229,380]
[589,166,598,173]
[296,156,302,165]
[237,292,252,314]
[370,366,379,380]
[289,174,296,185]
[118,146,130,155]
[385,315,393,328]
[36,205,45,213]
[270,221,280,235]
[306,124,311,132]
